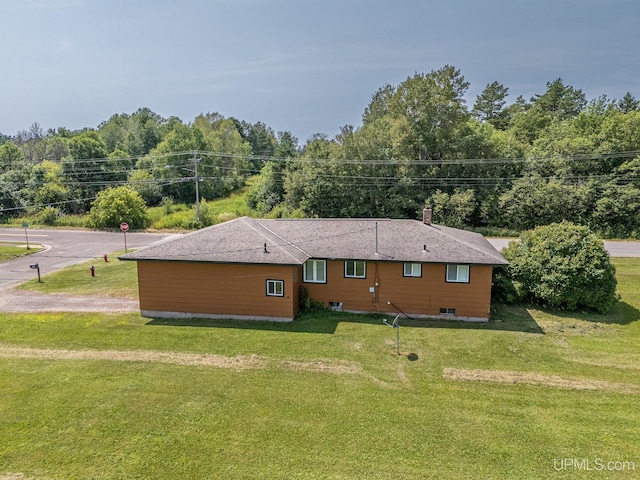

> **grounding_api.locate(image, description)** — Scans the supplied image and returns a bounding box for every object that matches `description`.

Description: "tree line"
[247,66,640,238]
[2,65,640,237]
[0,108,298,221]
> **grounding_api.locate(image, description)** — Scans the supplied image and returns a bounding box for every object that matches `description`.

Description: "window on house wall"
[303,259,326,283]
[403,263,422,277]
[446,264,470,283]
[345,260,366,278]
[266,279,284,297]
[440,308,456,315]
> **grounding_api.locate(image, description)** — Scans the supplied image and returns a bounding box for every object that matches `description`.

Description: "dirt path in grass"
[0,287,139,313]
[443,367,640,394]
[0,345,266,369]
[0,345,404,388]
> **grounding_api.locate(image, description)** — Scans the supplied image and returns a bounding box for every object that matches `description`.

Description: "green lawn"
[1,259,639,479]
[17,250,138,298]
[0,242,43,263]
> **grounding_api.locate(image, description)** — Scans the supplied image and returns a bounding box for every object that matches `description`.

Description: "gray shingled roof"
[121,217,508,266]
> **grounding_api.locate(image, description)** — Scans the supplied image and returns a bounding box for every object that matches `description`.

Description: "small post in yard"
[120,222,129,253]
[382,314,401,355]
[22,222,30,250]
[30,263,41,282]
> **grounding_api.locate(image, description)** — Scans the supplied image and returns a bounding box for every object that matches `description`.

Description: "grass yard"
[16,250,138,299]
[1,259,639,479]
[0,242,43,263]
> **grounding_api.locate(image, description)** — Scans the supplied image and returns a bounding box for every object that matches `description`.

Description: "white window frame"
[344,260,366,278]
[446,264,470,283]
[303,259,327,283]
[266,279,284,297]
[403,263,422,277]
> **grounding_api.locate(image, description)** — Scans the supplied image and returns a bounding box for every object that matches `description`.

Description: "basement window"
[329,301,343,311]
[440,308,456,315]
[266,279,284,297]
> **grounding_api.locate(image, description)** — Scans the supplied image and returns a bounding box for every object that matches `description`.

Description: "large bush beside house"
[501,222,618,313]
[87,186,149,230]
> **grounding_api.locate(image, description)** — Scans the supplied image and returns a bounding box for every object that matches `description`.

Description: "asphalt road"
[0,227,179,290]
[487,238,640,257]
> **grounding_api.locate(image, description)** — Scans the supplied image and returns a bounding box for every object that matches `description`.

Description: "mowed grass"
[0,242,44,263]
[0,260,639,479]
[17,250,138,298]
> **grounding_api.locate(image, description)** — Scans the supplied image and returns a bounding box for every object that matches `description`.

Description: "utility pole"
[193,150,201,222]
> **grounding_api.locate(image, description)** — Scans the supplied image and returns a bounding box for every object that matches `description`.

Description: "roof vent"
[423,208,432,225]
[423,244,428,252]
[263,243,268,253]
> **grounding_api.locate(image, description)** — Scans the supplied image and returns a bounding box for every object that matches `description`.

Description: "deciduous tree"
[87,186,149,229]
[502,222,618,312]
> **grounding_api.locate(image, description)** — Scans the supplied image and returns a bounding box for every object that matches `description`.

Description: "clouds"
[2,0,639,141]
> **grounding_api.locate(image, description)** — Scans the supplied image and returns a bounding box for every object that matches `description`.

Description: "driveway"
[0,227,180,290]
[0,227,181,313]
[0,289,139,313]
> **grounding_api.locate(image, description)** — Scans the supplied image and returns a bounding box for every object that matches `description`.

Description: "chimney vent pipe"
[423,207,432,225]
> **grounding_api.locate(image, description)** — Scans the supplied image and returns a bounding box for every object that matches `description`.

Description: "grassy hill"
[2,182,258,231]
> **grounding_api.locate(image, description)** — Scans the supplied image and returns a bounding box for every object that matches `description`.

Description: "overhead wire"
[2,149,639,213]
[8,148,638,169]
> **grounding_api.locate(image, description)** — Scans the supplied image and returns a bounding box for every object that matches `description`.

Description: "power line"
[7,148,639,170]
[0,179,186,213]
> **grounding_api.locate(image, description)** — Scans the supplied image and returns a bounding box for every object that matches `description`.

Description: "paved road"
[487,238,640,257]
[0,227,180,290]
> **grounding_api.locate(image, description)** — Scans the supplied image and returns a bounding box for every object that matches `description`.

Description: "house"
[119,210,508,322]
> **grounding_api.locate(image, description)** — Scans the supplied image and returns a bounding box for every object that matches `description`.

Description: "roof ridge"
[424,223,507,264]
[242,218,310,263]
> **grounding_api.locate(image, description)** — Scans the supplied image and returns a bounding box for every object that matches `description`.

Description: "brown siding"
[137,261,299,320]
[302,260,493,319]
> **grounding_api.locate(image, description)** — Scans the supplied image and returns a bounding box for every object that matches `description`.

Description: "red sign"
[120,222,129,232]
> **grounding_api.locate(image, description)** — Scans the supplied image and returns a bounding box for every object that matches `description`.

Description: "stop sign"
[120,222,129,232]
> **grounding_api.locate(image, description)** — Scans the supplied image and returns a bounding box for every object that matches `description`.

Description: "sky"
[1,0,639,143]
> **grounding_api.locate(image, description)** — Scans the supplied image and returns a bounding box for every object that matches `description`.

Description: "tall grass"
[2,185,258,231]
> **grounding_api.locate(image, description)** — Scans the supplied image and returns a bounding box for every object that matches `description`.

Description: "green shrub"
[86,186,149,230]
[37,206,60,226]
[161,196,175,214]
[502,222,618,313]
[491,265,519,304]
